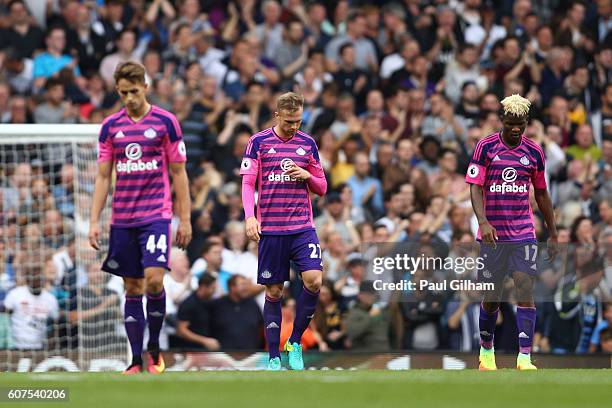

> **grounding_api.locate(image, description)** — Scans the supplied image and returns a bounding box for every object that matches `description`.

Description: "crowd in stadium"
[0,0,611,356]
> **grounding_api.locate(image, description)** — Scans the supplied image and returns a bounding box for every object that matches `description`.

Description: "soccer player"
[241,92,327,370]
[89,62,192,374]
[466,94,558,370]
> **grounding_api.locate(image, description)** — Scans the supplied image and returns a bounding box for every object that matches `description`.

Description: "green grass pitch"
[3,370,611,408]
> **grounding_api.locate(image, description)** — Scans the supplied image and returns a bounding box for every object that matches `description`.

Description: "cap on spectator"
[346,252,364,266]
[326,191,342,204]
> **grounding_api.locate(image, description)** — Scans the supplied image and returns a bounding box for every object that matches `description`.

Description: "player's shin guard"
[264,295,282,359]
[125,294,146,365]
[289,285,319,345]
[479,303,498,349]
[146,289,166,352]
[516,306,536,354]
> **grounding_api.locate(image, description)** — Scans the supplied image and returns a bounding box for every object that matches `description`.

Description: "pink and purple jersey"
[465,132,547,242]
[240,128,324,235]
[98,105,186,227]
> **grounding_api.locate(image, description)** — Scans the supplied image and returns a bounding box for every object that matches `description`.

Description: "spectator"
[99,29,140,86]
[210,275,263,350]
[32,26,81,89]
[345,280,390,351]
[346,152,384,219]
[314,191,360,250]
[566,124,603,161]
[3,264,59,350]
[33,78,78,124]
[254,0,284,61]
[163,248,193,338]
[190,239,232,297]
[589,302,612,353]
[175,273,219,350]
[421,93,467,144]
[325,9,378,73]
[313,280,346,349]
[0,0,44,59]
[2,48,34,95]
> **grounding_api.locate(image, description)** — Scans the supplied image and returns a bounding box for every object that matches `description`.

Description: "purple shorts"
[101,220,171,279]
[257,229,322,285]
[478,241,538,283]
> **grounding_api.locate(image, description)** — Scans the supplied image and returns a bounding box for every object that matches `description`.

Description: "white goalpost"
[0,124,127,372]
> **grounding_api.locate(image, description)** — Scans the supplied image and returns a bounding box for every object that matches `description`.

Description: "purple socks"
[263,295,282,359]
[516,306,536,354]
[124,295,145,364]
[289,285,319,345]
[479,303,498,349]
[146,289,166,350]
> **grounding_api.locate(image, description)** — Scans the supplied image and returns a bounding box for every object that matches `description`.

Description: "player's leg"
[257,234,290,370]
[513,270,537,370]
[123,277,146,373]
[286,230,323,370]
[139,221,172,374]
[477,243,506,370]
[263,283,284,370]
[143,267,166,373]
[101,226,146,374]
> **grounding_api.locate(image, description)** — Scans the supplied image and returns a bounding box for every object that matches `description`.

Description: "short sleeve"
[177,298,194,322]
[240,136,260,176]
[465,139,488,185]
[47,295,59,320]
[531,145,547,190]
[162,113,187,163]
[3,288,16,311]
[97,120,113,163]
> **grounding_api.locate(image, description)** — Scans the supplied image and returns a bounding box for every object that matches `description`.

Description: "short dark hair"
[113,61,146,84]
[201,240,222,256]
[198,272,217,287]
[339,42,354,56]
[44,77,64,91]
[228,274,244,289]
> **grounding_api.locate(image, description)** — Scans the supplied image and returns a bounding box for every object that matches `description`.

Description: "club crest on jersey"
[296,147,306,156]
[520,156,530,166]
[144,128,157,139]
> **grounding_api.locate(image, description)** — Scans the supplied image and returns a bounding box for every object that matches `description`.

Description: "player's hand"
[176,220,192,250]
[285,165,311,182]
[202,337,221,351]
[479,220,498,248]
[89,221,100,250]
[246,216,261,242]
[546,235,559,262]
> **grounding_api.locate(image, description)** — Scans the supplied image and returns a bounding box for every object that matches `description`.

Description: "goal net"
[0,125,126,372]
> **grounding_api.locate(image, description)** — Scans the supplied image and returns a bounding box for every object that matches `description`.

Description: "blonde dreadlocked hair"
[500,94,531,117]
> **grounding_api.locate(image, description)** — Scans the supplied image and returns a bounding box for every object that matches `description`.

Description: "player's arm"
[169,162,192,250]
[89,161,113,250]
[532,147,558,257]
[466,142,497,246]
[470,184,498,246]
[240,138,262,242]
[176,320,220,351]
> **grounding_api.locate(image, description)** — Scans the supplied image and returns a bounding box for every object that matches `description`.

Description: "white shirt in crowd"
[4,286,59,350]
